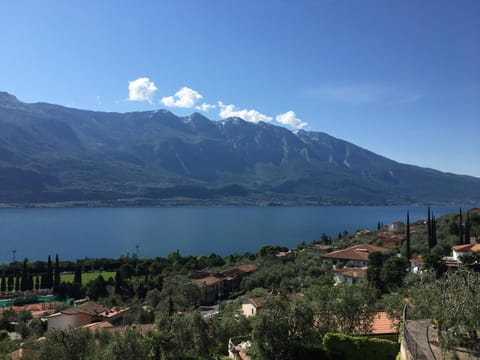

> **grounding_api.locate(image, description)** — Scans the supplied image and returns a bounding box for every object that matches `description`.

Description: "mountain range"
[0,91,479,206]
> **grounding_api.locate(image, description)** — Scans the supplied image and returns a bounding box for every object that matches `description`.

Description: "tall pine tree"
[459,209,464,245]
[53,254,60,294]
[46,255,53,289]
[465,211,471,245]
[21,258,28,292]
[427,206,432,248]
[74,264,82,285]
[431,215,437,248]
[405,211,411,260]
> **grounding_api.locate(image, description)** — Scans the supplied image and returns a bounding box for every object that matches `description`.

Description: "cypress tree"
[406,211,411,260]
[459,209,464,245]
[7,275,13,292]
[115,270,123,295]
[431,215,437,248]
[74,264,82,285]
[465,211,471,245]
[46,256,53,289]
[427,206,432,248]
[53,254,60,293]
[15,274,20,292]
[21,258,28,292]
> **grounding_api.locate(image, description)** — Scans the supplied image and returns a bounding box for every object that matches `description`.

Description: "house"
[241,294,304,318]
[275,250,294,262]
[376,232,405,250]
[191,264,257,305]
[355,229,372,238]
[312,244,334,254]
[451,243,480,261]
[228,337,251,360]
[191,274,225,306]
[223,264,257,293]
[241,297,263,317]
[385,221,404,232]
[45,302,129,331]
[321,244,390,267]
[410,256,423,274]
[333,267,367,285]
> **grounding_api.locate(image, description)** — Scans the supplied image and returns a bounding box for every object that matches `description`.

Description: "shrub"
[323,333,399,360]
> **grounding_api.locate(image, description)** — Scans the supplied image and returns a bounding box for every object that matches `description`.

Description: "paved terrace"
[404,319,478,360]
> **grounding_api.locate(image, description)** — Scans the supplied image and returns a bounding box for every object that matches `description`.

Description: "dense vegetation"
[0,208,479,359]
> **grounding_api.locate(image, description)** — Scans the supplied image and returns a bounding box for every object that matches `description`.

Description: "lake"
[0,205,463,262]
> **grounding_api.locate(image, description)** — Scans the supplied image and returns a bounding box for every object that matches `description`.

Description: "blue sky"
[1,1,479,177]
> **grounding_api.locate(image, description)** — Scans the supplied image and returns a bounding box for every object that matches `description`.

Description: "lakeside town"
[0,208,478,360]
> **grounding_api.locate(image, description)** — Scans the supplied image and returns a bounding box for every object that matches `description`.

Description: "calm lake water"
[0,206,463,262]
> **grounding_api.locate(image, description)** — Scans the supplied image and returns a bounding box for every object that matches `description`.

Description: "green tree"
[408,268,480,352]
[85,274,109,300]
[53,254,60,294]
[251,297,315,360]
[21,258,29,292]
[73,264,82,285]
[38,328,96,360]
[405,211,411,259]
[46,255,53,289]
[380,256,408,292]
[459,208,464,245]
[367,252,388,294]
[0,274,6,293]
[100,328,148,360]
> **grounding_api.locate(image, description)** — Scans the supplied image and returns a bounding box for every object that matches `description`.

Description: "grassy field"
[61,271,116,284]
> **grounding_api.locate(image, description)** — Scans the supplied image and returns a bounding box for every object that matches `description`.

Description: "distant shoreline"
[0,199,476,209]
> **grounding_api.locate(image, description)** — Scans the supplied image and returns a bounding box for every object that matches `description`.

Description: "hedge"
[323,333,399,360]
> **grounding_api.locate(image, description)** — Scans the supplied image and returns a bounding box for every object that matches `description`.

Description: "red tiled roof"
[61,302,107,316]
[313,244,334,251]
[410,256,423,266]
[322,244,390,262]
[191,275,224,287]
[370,311,399,335]
[83,321,114,330]
[452,244,480,252]
[223,264,257,277]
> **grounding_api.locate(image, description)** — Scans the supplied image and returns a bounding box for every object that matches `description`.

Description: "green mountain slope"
[0,92,479,205]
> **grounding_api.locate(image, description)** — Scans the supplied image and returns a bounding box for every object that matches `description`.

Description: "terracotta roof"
[223,264,257,277]
[191,275,224,288]
[370,311,399,335]
[410,256,423,266]
[83,321,114,330]
[61,302,107,316]
[333,267,367,279]
[248,297,263,309]
[452,244,480,252]
[322,244,390,262]
[313,244,334,251]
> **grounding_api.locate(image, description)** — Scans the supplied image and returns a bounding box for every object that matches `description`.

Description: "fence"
[402,305,432,360]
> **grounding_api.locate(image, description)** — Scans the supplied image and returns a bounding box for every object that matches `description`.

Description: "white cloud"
[218,101,272,123]
[275,110,307,129]
[161,87,203,108]
[196,102,216,112]
[128,77,157,103]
